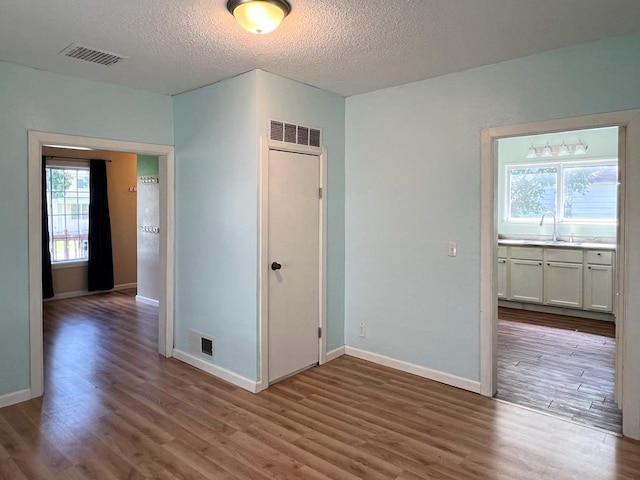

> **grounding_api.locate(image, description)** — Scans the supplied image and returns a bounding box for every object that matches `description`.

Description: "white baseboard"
[0,388,32,409]
[326,346,345,362]
[172,349,259,393]
[135,295,159,307]
[344,346,481,394]
[45,283,137,302]
[498,300,614,322]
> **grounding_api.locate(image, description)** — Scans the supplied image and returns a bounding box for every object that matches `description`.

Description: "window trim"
[45,162,91,264]
[504,157,618,225]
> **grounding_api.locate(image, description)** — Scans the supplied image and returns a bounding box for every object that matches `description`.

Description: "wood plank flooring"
[1,294,639,479]
[496,307,621,434]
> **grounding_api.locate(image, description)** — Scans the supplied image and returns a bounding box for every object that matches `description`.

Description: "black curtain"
[42,157,54,299]
[88,159,114,291]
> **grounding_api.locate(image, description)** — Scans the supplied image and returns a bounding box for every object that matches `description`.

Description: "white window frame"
[45,160,91,266]
[505,157,618,225]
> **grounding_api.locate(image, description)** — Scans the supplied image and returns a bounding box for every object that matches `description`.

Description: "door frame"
[480,109,640,440]
[28,131,175,399]
[257,137,327,392]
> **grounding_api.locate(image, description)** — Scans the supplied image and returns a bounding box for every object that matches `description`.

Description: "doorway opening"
[480,110,640,440]
[29,132,174,398]
[494,127,620,433]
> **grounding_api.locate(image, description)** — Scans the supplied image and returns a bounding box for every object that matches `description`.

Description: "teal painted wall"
[345,33,640,381]
[0,61,173,396]
[256,70,346,352]
[173,72,260,380]
[137,155,159,176]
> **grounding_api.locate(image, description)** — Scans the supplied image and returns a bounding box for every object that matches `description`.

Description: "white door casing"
[268,149,320,383]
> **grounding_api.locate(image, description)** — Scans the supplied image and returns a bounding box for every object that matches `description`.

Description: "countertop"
[498,239,616,251]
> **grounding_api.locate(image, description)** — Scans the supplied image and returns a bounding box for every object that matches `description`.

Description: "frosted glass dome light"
[227,0,291,34]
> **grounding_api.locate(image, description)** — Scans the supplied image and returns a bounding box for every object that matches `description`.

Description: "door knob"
[271,262,282,271]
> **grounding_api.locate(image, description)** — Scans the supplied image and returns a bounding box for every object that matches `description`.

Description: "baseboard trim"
[172,349,258,393]
[135,295,159,307]
[498,300,614,322]
[45,283,137,302]
[0,388,32,409]
[344,346,481,394]
[326,346,345,362]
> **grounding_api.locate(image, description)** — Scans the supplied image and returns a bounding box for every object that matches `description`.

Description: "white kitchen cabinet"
[497,258,507,299]
[544,262,583,308]
[584,264,614,312]
[499,244,615,314]
[509,259,544,304]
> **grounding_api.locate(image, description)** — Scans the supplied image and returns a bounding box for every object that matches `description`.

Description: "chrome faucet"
[539,211,558,241]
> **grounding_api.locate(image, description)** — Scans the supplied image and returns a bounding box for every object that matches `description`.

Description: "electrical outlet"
[448,242,458,257]
[359,323,365,338]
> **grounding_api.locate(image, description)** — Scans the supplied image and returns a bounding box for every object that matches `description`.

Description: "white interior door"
[268,149,320,383]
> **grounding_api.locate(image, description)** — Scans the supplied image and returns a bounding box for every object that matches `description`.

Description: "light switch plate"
[448,242,457,257]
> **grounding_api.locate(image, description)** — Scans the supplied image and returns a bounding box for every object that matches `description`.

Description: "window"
[506,160,617,224]
[45,165,90,262]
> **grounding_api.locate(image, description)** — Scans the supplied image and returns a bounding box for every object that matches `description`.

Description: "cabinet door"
[544,262,583,309]
[584,265,613,312]
[509,259,543,303]
[497,259,507,299]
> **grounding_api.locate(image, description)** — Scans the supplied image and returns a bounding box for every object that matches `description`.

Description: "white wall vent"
[59,43,128,66]
[188,330,215,359]
[269,119,322,148]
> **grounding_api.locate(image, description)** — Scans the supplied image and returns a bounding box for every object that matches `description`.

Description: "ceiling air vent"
[59,43,128,66]
[269,119,322,147]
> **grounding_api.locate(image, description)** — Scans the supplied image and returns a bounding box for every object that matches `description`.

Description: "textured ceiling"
[1,0,639,97]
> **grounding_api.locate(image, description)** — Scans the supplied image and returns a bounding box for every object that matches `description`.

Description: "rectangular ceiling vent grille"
[269,119,322,148]
[59,43,128,66]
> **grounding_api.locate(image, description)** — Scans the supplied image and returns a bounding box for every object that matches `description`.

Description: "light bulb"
[574,139,588,155]
[558,141,570,156]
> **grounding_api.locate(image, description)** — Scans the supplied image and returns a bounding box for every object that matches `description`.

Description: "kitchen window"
[45,164,90,263]
[506,159,617,224]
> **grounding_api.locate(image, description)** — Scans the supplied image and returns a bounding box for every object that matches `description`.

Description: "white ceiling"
[1,0,639,97]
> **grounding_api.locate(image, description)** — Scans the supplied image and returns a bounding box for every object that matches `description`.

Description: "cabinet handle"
[588,266,592,269]
[597,253,602,256]
[539,262,543,266]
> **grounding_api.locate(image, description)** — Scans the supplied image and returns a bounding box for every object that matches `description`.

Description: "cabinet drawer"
[545,249,583,264]
[497,246,507,258]
[510,247,543,261]
[586,250,613,265]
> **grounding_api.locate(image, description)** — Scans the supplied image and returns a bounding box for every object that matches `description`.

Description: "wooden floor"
[1,295,639,479]
[496,307,621,434]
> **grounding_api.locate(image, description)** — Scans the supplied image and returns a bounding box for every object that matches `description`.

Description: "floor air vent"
[270,119,322,147]
[59,43,128,66]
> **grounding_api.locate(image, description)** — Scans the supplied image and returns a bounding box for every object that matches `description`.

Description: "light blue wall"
[0,60,173,396]
[498,127,618,239]
[345,32,640,381]
[256,70,346,352]
[173,72,260,380]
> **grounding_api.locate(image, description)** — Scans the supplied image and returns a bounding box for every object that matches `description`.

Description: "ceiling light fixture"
[524,140,589,158]
[227,0,291,34]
